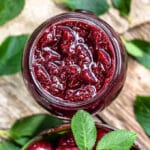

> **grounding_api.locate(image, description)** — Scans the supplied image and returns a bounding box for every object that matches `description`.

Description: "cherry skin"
[26,140,54,150]
[56,129,109,150]
[93,128,109,150]
[96,128,109,141]
[25,129,116,150]
[56,133,78,150]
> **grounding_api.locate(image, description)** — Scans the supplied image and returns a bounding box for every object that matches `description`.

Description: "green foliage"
[0,0,25,25]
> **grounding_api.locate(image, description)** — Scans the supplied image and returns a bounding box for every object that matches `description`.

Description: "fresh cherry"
[26,140,54,150]
[56,132,78,150]
[93,128,109,150]
[96,128,109,141]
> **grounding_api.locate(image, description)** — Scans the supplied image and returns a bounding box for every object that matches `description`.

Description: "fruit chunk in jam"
[31,20,115,102]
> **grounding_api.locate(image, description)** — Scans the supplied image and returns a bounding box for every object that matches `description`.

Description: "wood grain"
[0,0,150,149]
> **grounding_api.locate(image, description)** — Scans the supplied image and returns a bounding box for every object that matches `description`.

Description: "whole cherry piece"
[93,128,109,150]
[96,128,109,142]
[26,140,54,150]
[56,132,78,150]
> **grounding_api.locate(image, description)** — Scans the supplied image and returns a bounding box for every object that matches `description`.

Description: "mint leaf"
[134,95,150,136]
[71,110,96,150]
[0,35,28,75]
[123,39,150,69]
[112,0,131,18]
[0,0,25,25]
[9,114,62,145]
[96,130,137,150]
[63,0,109,16]
[0,141,20,150]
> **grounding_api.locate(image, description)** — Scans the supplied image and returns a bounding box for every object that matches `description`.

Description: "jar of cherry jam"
[22,10,127,119]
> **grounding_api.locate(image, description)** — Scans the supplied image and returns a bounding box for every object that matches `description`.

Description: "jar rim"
[27,12,125,108]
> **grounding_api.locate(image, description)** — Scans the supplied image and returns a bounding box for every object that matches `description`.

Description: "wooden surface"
[0,0,150,149]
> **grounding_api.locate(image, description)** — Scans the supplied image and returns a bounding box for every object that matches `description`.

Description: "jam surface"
[31,20,115,102]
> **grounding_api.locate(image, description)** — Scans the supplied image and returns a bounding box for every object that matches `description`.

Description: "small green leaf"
[122,39,143,57]
[96,130,137,150]
[134,95,150,136]
[14,137,30,146]
[0,35,28,75]
[0,0,25,25]
[0,141,20,150]
[71,110,96,150]
[112,0,131,18]
[63,0,109,16]
[9,114,62,145]
[123,39,150,69]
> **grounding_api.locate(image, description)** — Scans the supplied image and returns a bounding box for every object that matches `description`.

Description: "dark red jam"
[31,20,115,102]
[22,11,127,118]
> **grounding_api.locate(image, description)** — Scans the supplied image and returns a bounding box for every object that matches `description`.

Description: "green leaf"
[9,114,62,145]
[71,110,96,150]
[122,39,143,57]
[63,0,109,16]
[134,95,150,136]
[123,39,150,69]
[112,0,131,18]
[0,35,28,75]
[14,137,30,146]
[96,130,137,150]
[0,0,25,25]
[0,141,20,150]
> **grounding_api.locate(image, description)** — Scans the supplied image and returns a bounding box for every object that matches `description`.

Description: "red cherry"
[93,128,109,150]
[56,133,78,150]
[96,128,108,141]
[56,145,78,150]
[26,140,54,150]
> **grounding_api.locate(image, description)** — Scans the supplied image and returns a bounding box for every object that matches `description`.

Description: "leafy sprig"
[134,95,150,136]
[0,111,137,150]
[0,0,25,26]
[71,110,137,150]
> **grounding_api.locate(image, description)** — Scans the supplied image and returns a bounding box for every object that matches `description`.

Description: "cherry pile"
[31,20,115,101]
[26,129,108,150]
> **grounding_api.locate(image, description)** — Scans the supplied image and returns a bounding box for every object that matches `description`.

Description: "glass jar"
[22,10,127,119]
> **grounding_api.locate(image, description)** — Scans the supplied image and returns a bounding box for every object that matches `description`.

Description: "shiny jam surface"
[31,20,115,102]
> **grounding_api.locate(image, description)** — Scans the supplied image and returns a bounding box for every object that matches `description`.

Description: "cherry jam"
[22,11,127,119]
[32,20,115,101]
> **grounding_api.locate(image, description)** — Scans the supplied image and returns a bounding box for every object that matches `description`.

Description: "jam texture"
[23,12,127,118]
[31,20,115,102]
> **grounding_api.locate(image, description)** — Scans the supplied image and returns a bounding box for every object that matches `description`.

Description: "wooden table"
[0,0,150,149]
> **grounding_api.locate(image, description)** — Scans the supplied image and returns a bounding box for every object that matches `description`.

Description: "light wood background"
[0,0,150,149]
